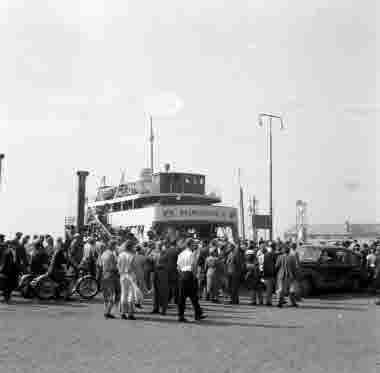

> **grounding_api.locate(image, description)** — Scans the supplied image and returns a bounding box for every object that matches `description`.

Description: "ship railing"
[92,214,113,239]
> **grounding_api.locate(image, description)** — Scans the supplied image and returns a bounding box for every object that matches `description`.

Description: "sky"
[0,0,378,238]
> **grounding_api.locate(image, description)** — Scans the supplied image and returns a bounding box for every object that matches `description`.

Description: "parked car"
[296,245,368,296]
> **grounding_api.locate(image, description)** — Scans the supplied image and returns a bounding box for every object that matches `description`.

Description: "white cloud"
[143,91,184,117]
[341,104,379,120]
[344,180,361,192]
[281,96,306,115]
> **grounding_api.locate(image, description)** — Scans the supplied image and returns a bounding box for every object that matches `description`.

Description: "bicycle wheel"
[77,276,98,300]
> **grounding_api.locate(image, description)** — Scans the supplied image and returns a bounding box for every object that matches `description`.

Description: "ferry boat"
[86,166,238,242]
[85,120,238,242]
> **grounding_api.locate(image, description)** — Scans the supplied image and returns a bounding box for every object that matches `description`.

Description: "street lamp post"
[258,113,284,241]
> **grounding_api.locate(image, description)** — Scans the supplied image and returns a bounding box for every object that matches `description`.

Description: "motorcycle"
[0,273,8,293]
[18,274,37,298]
[32,269,98,301]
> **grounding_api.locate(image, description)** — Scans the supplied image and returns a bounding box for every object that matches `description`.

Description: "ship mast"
[149,115,154,174]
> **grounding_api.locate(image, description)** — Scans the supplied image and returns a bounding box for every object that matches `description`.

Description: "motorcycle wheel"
[35,277,56,300]
[58,278,77,299]
[20,283,34,298]
[77,276,98,300]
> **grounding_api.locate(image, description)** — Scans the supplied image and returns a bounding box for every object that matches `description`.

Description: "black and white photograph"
[0,1,378,372]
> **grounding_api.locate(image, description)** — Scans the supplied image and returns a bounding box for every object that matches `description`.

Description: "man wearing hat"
[11,232,28,274]
[176,238,206,322]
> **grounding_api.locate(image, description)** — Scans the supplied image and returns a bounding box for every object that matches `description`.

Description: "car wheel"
[300,278,313,297]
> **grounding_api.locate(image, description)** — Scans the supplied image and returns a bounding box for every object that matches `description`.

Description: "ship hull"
[106,204,238,241]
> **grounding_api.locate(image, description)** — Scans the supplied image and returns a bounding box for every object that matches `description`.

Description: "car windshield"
[297,246,321,262]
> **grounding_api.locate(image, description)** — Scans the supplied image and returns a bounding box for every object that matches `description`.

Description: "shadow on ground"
[1,298,88,308]
[133,314,304,329]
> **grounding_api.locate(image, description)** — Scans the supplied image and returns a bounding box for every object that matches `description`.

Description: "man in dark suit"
[226,243,244,305]
[166,241,180,305]
[262,246,276,306]
[150,241,170,315]
[0,237,19,303]
[11,232,28,274]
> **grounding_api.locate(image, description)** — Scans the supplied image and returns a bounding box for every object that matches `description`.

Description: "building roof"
[285,223,380,236]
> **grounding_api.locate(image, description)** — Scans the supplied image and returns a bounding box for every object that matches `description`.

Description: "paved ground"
[0,293,379,373]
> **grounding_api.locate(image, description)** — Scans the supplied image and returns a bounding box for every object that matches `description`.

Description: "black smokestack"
[76,170,89,233]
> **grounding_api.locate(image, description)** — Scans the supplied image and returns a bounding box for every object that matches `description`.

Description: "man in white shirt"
[177,238,206,322]
[82,237,96,262]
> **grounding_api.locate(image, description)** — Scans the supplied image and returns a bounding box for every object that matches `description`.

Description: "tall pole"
[258,113,284,242]
[149,115,154,174]
[0,153,4,187]
[238,168,245,240]
[250,195,257,242]
[268,117,273,241]
[240,186,246,240]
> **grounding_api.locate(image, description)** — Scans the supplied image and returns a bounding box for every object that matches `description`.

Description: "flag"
[238,168,245,240]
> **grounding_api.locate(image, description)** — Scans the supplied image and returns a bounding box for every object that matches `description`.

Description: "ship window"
[185,177,191,184]
[193,177,198,184]
[199,177,204,185]
[113,203,121,212]
[151,175,158,184]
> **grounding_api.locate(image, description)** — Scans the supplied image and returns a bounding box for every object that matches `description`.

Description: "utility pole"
[0,153,4,188]
[149,115,154,174]
[250,195,257,243]
[238,168,245,240]
[258,113,284,241]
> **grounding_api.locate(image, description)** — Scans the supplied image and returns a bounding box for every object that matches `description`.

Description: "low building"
[284,222,380,242]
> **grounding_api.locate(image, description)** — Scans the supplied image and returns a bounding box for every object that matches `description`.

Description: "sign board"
[155,205,238,224]
[253,214,271,229]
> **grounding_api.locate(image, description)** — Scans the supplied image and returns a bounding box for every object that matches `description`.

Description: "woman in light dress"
[117,240,143,320]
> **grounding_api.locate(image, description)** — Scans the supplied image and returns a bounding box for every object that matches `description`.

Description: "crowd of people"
[1,229,380,321]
